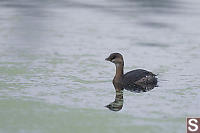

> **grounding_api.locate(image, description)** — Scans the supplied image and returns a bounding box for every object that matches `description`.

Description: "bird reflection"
[105,90,123,112]
[105,84,157,111]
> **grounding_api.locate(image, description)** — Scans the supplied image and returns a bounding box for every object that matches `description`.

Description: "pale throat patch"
[111,59,115,63]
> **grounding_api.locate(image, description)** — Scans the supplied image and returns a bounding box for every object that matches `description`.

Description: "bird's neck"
[114,63,124,80]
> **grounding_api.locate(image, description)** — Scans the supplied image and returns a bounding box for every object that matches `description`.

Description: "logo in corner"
[187,118,200,133]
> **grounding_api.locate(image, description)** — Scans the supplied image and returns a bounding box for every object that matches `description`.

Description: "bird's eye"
[111,56,116,60]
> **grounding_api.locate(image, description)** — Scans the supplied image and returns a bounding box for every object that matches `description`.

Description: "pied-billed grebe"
[105,53,157,92]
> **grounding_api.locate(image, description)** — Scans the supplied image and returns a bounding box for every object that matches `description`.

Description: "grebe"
[105,53,157,92]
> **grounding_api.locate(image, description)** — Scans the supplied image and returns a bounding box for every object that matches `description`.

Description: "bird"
[105,53,157,92]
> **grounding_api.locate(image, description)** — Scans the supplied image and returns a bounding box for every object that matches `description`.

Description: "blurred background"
[0,0,200,133]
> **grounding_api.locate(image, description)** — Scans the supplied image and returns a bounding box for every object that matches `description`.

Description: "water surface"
[0,0,200,133]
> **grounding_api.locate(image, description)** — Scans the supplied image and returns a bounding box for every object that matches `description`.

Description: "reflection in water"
[105,84,156,111]
[105,90,123,112]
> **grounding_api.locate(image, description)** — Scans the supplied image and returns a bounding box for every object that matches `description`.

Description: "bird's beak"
[105,57,110,61]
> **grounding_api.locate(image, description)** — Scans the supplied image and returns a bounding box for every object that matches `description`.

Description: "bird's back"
[122,69,157,87]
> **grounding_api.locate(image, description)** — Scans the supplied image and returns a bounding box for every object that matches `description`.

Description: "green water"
[0,0,200,133]
[0,97,184,133]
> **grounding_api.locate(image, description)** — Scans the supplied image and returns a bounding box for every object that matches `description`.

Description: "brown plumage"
[105,53,157,92]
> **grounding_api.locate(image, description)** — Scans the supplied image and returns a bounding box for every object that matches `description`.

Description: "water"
[0,0,200,132]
